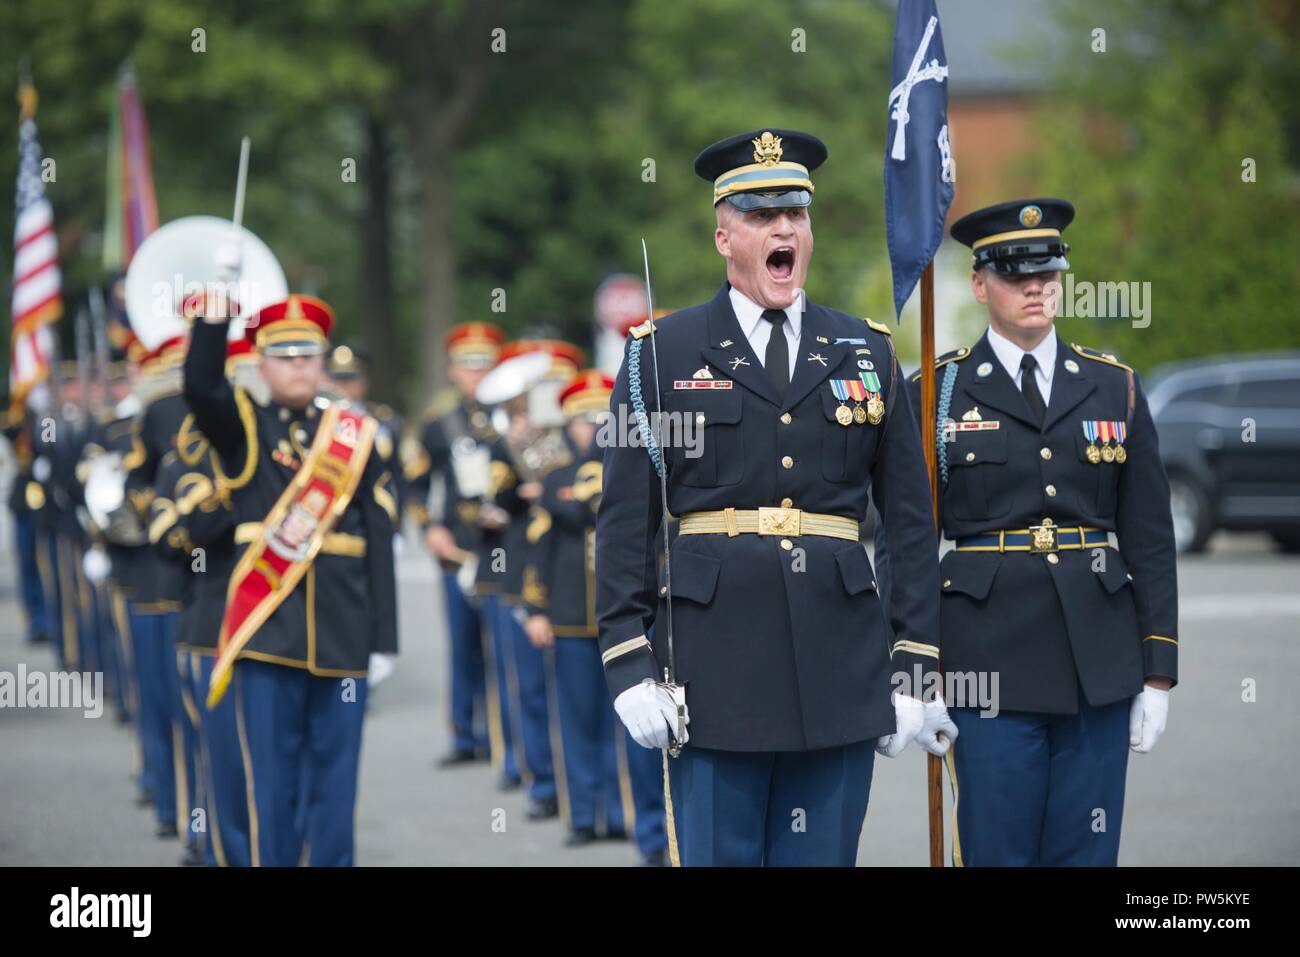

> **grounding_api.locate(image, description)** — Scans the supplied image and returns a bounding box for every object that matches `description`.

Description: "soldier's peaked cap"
[694,129,827,210]
[950,198,1075,275]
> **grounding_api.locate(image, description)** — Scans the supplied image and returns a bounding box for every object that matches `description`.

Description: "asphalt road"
[1,527,1296,866]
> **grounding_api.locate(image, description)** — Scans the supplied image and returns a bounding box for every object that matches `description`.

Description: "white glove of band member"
[214,243,243,285]
[876,692,925,758]
[615,679,689,751]
[82,546,112,585]
[368,652,396,687]
[916,698,959,756]
[1129,686,1169,753]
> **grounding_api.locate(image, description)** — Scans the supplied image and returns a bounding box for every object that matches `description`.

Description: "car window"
[1232,377,1299,409]
[1170,383,1235,405]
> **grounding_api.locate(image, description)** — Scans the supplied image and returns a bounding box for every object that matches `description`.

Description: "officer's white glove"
[1129,686,1169,753]
[916,698,959,756]
[82,546,112,585]
[615,679,689,751]
[876,692,925,758]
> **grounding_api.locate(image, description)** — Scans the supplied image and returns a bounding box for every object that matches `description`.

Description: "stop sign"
[594,274,647,336]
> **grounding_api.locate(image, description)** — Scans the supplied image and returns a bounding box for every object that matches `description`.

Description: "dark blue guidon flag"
[884,0,955,318]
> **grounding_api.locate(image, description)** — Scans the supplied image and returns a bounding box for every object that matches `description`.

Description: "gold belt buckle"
[757,506,801,536]
[1028,519,1058,553]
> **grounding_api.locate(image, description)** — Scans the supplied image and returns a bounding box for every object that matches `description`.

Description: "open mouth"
[766,246,795,282]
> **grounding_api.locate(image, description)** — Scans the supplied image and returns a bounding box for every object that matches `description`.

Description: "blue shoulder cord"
[627,337,664,478]
[936,360,958,485]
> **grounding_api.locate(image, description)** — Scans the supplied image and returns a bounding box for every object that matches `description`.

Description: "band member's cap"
[500,339,585,376]
[446,322,504,369]
[225,337,256,371]
[950,198,1075,275]
[137,335,188,372]
[694,128,827,210]
[245,295,334,357]
[328,344,368,380]
[560,369,615,418]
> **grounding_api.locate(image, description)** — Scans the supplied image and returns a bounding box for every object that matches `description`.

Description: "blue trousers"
[442,571,487,754]
[234,659,368,867]
[552,638,665,853]
[947,696,1131,866]
[500,600,555,803]
[666,742,875,866]
[131,608,178,826]
[480,594,520,782]
[194,654,250,866]
[169,646,203,849]
[621,727,668,857]
[12,512,50,641]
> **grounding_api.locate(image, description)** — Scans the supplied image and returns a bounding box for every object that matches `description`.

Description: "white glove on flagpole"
[1129,686,1169,753]
[916,698,959,756]
[876,692,925,758]
[615,679,688,751]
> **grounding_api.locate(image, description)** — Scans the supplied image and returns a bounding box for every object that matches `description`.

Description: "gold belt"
[677,507,859,541]
[234,522,367,557]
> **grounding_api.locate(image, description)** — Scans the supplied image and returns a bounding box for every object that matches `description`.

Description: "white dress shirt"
[986,325,1057,405]
[730,286,801,380]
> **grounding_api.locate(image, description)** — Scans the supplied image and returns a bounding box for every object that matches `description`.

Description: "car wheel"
[1270,529,1300,554]
[1167,473,1212,554]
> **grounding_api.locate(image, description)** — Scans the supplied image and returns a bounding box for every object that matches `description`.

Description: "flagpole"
[919,260,944,867]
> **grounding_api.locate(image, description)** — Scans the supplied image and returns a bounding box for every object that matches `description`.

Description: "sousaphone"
[124,215,287,350]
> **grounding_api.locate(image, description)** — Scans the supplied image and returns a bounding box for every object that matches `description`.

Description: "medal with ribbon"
[829,379,854,426]
[861,371,885,425]
[1082,420,1101,464]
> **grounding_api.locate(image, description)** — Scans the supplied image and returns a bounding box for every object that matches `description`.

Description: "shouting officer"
[184,293,398,867]
[895,199,1178,866]
[595,129,953,867]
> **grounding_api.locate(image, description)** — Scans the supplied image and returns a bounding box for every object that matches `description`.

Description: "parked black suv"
[1147,353,1300,553]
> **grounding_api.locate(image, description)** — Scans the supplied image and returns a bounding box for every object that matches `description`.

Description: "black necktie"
[762,308,789,399]
[1020,353,1046,426]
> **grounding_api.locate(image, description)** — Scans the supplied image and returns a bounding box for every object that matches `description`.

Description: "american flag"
[9,77,62,409]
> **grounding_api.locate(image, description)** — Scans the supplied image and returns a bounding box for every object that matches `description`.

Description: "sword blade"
[640,238,677,689]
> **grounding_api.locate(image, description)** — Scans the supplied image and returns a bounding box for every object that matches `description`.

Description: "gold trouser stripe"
[944,746,963,867]
[1144,634,1178,645]
[602,636,650,666]
[663,749,680,868]
[234,522,367,556]
[234,668,261,868]
[892,640,939,659]
[678,509,859,542]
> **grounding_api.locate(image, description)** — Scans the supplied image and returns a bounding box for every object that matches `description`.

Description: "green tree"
[1032,0,1300,372]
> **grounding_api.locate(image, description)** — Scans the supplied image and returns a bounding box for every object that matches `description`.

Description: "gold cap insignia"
[752,131,783,166]
[1019,205,1043,227]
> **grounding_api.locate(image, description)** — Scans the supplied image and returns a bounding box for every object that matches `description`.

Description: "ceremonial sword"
[641,238,687,757]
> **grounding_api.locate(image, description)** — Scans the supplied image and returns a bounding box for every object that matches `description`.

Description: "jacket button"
[781,455,794,469]
[1040,447,1052,460]
[696,413,705,424]
[659,586,667,596]
[943,579,952,588]
[780,539,793,550]
[1046,553,1060,564]
[1045,484,1057,497]
[965,451,975,462]
[780,497,793,508]
[780,412,792,424]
